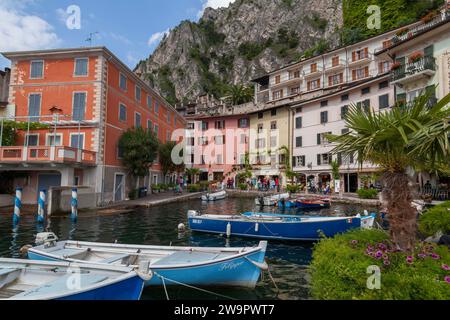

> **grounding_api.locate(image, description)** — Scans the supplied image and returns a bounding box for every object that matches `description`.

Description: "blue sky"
[0,0,235,69]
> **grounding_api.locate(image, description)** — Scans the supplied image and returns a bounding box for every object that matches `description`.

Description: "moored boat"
[0,258,147,300]
[188,210,376,241]
[295,198,331,209]
[255,193,290,206]
[27,234,268,289]
[201,190,227,202]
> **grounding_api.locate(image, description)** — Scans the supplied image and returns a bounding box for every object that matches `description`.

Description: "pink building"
[185,114,250,183]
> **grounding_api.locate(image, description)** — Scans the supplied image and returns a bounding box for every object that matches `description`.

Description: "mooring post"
[37,190,46,223]
[71,188,78,222]
[13,187,22,225]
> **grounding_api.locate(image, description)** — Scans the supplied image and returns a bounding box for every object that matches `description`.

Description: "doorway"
[114,173,125,202]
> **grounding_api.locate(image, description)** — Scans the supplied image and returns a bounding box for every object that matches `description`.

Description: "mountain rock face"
[137,0,343,105]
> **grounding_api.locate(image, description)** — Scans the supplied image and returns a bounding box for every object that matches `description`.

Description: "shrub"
[151,184,160,193]
[239,183,248,191]
[357,189,379,199]
[286,184,300,194]
[419,201,450,237]
[199,181,210,191]
[159,184,169,191]
[310,229,450,300]
[188,184,201,193]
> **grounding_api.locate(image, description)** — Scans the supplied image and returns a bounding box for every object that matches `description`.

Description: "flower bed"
[310,229,450,300]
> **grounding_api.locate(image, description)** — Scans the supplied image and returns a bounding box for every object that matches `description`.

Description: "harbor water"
[0,197,379,300]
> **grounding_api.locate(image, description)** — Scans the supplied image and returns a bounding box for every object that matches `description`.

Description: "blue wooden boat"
[27,234,268,289]
[0,258,147,300]
[277,199,297,208]
[188,210,376,241]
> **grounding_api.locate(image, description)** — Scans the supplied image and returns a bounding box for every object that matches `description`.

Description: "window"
[310,63,317,73]
[30,61,44,79]
[317,132,332,145]
[28,94,41,120]
[290,86,300,95]
[320,111,328,124]
[271,109,277,116]
[154,101,159,114]
[341,94,349,101]
[47,134,62,146]
[119,73,127,90]
[198,136,208,146]
[379,81,389,89]
[216,154,224,165]
[275,75,281,84]
[328,74,343,86]
[201,121,208,131]
[332,56,340,67]
[257,124,264,134]
[317,153,332,165]
[357,99,371,113]
[215,120,225,129]
[154,124,159,137]
[74,58,88,76]
[26,134,39,147]
[187,137,195,146]
[119,103,127,122]
[320,100,328,107]
[135,86,141,101]
[294,156,306,167]
[73,92,86,121]
[361,87,371,95]
[296,136,303,148]
[117,145,124,159]
[289,70,300,79]
[147,95,152,108]
[378,61,390,74]
[135,113,141,128]
[307,79,320,91]
[270,121,277,130]
[341,105,349,119]
[256,138,266,149]
[258,112,264,119]
[353,66,369,80]
[296,107,303,113]
[187,123,195,130]
[238,118,249,128]
[147,120,153,130]
[273,90,283,100]
[341,128,350,135]
[295,117,302,129]
[379,94,389,109]
[240,134,247,144]
[215,136,225,145]
[270,136,278,148]
[167,112,171,124]
[353,47,369,61]
[70,134,84,149]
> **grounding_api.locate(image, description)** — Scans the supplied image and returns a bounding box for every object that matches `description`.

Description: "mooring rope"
[160,275,170,300]
[154,272,237,300]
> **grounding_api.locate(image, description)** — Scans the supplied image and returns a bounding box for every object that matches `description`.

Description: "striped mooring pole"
[71,188,78,222]
[37,190,46,223]
[13,187,22,225]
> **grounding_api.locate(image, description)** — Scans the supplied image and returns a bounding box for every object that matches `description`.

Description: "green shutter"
[317,154,321,166]
[317,133,321,145]
[396,93,407,103]
[396,56,406,65]
[424,45,434,58]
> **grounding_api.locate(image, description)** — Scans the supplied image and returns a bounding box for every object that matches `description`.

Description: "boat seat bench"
[99,253,130,264]
[151,251,226,266]
[13,274,108,298]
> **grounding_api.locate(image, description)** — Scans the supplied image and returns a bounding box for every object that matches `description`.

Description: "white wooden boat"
[0,258,148,300]
[28,234,268,288]
[255,193,290,206]
[201,190,227,201]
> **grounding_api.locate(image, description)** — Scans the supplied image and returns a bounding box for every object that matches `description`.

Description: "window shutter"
[396,93,407,103]
[317,154,321,166]
[339,73,343,83]
[307,81,311,91]
[317,133,321,145]
[424,45,434,58]
[364,66,369,77]
[328,76,332,86]
[396,56,406,65]
[337,153,342,166]
[352,70,356,81]
[364,47,369,58]
[352,51,356,62]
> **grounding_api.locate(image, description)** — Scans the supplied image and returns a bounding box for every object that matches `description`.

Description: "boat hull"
[295,201,331,209]
[188,215,362,241]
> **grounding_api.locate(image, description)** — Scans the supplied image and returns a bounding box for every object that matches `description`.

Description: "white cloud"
[197,0,235,18]
[147,29,169,47]
[0,2,61,53]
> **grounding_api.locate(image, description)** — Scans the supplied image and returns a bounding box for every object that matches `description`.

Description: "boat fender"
[226,222,232,238]
[364,210,369,216]
[245,257,269,271]
[178,223,186,232]
[20,245,32,257]
[136,260,153,281]
[255,223,259,233]
[188,210,199,217]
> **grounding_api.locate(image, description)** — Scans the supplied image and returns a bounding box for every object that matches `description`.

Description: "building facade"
[0,47,184,205]
[0,68,10,113]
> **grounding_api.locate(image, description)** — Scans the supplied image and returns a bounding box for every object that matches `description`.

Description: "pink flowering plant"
[311,229,450,300]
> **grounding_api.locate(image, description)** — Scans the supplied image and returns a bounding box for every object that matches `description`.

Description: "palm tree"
[330,160,343,197]
[226,84,254,105]
[327,92,450,251]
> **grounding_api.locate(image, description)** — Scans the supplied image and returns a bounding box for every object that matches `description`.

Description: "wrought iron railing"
[391,56,436,82]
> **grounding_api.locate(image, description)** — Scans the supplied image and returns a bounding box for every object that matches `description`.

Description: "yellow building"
[248,105,293,185]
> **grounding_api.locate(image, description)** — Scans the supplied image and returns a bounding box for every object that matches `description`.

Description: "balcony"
[303,66,323,79]
[348,53,372,67]
[0,146,96,166]
[391,56,436,85]
[324,60,346,73]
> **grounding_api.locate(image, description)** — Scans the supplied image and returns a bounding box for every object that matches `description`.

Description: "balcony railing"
[0,146,96,165]
[391,56,436,82]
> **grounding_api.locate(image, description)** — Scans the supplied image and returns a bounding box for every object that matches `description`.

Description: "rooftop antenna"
[85,32,99,46]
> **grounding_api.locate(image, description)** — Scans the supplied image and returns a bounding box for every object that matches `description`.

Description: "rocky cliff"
[136,0,343,105]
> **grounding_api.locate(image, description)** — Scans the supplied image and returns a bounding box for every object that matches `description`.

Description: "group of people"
[307,181,331,195]
[249,177,281,192]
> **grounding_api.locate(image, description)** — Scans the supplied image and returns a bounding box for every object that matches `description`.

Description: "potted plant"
[409,51,424,63]
[421,11,437,23]
[395,27,409,37]
[390,61,402,71]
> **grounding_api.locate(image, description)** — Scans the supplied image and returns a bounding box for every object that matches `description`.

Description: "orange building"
[0,47,185,205]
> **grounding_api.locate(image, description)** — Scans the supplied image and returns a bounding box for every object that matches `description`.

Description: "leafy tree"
[185,168,201,184]
[158,141,177,178]
[326,92,450,251]
[0,121,49,146]
[118,127,159,179]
